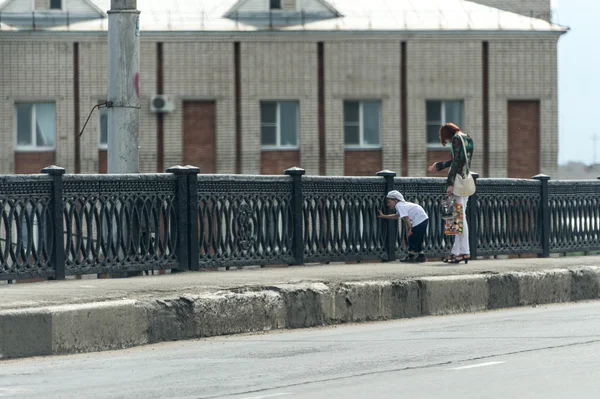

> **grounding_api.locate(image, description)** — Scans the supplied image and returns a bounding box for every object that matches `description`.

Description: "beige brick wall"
[0,40,74,173]
[240,41,319,175]
[0,32,560,178]
[488,38,558,177]
[163,41,235,173]
[35,0,49,10]
[138,41,158,173]
[78,40,107,173]
[324,41,401,176]
[406,39,483,177]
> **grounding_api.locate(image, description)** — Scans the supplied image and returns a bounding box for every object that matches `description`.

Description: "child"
[377,190,429,263]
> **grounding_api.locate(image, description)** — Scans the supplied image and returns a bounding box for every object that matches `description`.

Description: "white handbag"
[453,134,476,197]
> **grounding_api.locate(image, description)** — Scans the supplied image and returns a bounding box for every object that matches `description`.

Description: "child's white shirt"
[395,201,428,227]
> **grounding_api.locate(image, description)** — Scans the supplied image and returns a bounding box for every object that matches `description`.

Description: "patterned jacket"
[435,133,475,187]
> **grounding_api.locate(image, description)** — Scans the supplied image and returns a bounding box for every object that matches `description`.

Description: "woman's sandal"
[449,254,470,264]
[442,255,456,263]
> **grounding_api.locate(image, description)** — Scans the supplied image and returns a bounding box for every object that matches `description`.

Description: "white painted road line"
[449,361,506,370]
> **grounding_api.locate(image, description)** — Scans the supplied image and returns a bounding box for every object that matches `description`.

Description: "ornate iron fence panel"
[0,175,55,280]
[62,174,179,275]
[3,170,600,281]
[303,177,387,263]
[196,175,294,267]
[475,179,542,256]
[549,181,600,253]
[393,178,451,258]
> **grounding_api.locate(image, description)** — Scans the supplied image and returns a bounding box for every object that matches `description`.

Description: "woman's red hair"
[439,123,461,146]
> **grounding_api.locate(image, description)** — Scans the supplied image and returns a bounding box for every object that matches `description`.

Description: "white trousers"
[451,195,470,256]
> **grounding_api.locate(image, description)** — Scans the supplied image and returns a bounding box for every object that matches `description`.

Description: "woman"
[428,123,474,264]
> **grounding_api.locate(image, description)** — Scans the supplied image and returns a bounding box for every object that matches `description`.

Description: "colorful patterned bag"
[444,202,463,235]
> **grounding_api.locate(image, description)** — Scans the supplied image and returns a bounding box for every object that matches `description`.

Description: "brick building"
[0,0,566,178]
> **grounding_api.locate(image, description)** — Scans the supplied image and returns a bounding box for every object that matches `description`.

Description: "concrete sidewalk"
[2,256,600,360]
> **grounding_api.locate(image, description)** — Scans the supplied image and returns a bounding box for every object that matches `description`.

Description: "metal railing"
[1,166,599,281]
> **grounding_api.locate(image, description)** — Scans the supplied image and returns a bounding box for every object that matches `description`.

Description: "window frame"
[260,101,300,150]
[14,102,56,152]
[49,0,63,10]
[269,0,282,10]
[343,100,382,150]
[426,99,464,149]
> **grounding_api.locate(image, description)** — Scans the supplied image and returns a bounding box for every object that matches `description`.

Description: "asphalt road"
[2,302,600,399]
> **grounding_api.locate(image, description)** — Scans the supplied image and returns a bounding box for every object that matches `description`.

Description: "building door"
[182,101,216,173]
[507,100,540,178]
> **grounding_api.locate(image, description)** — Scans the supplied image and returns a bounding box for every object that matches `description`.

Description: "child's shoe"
[414,253,427,263]
[400,254,416,263]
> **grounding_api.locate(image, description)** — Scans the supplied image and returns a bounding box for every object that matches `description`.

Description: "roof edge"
[0,29,568,37]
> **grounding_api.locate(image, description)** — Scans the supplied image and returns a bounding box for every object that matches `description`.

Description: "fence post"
[533,174,550,258]
[377,170,397,262]
[42,165,65,280]
[167,165,192,272]
[284,167,305,266]
[185,165,200,271]
[467,172,480,259]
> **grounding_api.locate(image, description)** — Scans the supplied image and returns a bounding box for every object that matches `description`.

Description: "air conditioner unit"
[150,95,175,113]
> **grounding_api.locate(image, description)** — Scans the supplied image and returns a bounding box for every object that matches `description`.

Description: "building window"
[260,101,299,148]
[426,100,464,146]
[50,0,62,10]
[99,105,108,149]
[344,101,381,148]
[270,0,282,10]
[15,103,56,151]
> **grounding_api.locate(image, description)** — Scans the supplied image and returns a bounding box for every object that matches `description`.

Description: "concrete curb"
[2,267,600,360]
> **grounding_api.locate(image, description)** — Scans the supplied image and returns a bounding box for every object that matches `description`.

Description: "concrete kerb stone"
[52,300,149,356]
[143,290,286,343]
[0,300,145,359]
[330,281,393,323]
[0,308,53,359]
[515,269,572,306]
[267,283,330,329]
[2,267,600,360]
[419,275,489,315]
[487,273,521,310]
[569,267,600,301]
[389,280,423,318]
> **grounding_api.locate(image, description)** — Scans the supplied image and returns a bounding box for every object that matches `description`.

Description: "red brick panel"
[14,152,55,174]
[427,149,452,177]
[99,150,107,174]
[182,101,217,173]
[507,100,540,178]
[261,150,301,175]
[344,150,382,176]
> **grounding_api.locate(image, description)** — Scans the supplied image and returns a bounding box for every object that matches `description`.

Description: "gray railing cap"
[284,167,306,176]
[532,174,551,181]
[167,165,200,174]
[376,170,397,177]
[41,165,66,176]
